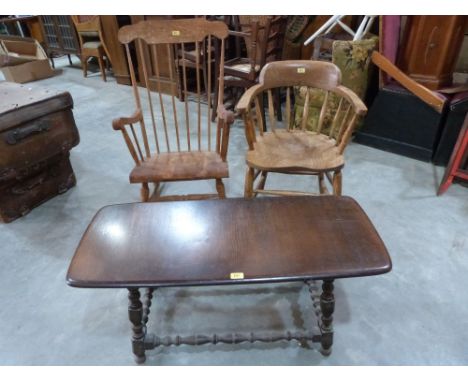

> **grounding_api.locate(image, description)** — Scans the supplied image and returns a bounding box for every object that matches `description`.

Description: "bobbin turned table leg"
[320,279,335,356]
[128,288,146,364]
[142,288,154,325]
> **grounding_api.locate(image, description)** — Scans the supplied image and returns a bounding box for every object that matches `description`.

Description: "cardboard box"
[1,59,55,83]
[0,35,55,83]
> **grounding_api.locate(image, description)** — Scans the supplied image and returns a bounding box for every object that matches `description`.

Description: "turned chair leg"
[151,182,161,200]
[318,172,329,194]
[216,178,226,199]
[320,279,335,356]
[128,288,146,364]
[141,183,150,202]
[98,55,106,82]
[244,167,255,198]
[257,171,268,192]
[82,56,88,78]
[332,170,342,196]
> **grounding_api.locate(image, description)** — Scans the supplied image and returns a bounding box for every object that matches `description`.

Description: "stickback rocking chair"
[113,18,234,202]
[236,60,367,197]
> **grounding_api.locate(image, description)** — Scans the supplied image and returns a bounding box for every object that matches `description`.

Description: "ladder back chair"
[236,60,367,197]
[113,18,234,202]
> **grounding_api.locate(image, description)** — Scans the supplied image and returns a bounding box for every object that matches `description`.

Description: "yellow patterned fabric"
[293,36,377,136]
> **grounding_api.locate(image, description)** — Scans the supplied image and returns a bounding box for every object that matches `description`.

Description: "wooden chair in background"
[113,18,234,202]
[215,16,288,120]
[71,16,111,81]
[236,60,367,197]
[175,17,238,117]
[176,34,217,105]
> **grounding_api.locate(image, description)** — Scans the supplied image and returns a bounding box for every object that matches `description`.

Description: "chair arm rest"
[216,104,234,161]
[111,109,145,165]
[235,84,264,114]
[334,86,368,116]
[217,104,235,125]
[112,109,143,130]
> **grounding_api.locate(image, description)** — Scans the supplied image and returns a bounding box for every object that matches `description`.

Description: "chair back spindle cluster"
[117,19,229,164]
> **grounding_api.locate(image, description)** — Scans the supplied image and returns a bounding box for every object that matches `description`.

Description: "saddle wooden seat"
[246,130,343,172]
[129,151,229,183]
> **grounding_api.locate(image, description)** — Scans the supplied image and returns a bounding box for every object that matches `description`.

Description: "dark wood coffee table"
[67,196,391,364]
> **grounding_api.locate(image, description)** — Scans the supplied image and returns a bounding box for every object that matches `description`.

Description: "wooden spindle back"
[238,60,367,154]
[118,18,229,156]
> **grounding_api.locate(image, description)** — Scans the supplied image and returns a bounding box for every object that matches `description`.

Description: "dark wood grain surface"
[67,196,391,288]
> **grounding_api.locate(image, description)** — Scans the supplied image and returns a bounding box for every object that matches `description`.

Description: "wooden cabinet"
[398,16,467,90]
[39,15,80,65]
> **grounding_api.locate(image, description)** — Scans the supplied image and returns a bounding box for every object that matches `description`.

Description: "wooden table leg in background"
[128,288,146,364]
[320,279,335,356]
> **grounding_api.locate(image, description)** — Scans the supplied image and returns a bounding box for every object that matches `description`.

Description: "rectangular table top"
[66,196,391,288]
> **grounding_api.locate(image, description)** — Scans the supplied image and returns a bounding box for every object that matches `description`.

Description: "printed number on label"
[230,272,244,280]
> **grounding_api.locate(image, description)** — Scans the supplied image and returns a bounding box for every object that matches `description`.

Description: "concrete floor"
[1,57,467,366]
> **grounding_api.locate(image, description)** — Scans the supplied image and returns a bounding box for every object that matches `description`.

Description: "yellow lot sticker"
[230,272,244,280]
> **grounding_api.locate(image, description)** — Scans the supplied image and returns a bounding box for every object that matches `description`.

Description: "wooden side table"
[67,196,392,364]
